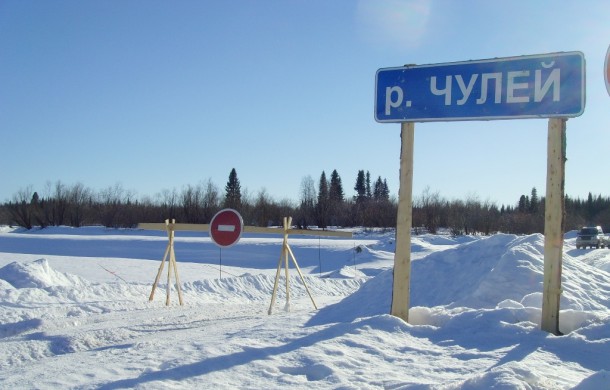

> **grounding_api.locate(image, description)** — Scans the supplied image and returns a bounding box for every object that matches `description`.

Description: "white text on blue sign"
[375,52,585,122]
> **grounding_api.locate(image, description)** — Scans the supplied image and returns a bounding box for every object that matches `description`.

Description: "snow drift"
[1,227,610,389]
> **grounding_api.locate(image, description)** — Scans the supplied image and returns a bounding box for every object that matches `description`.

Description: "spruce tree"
[373,176,390,201]
[329,169,344,203]
[529,187,539,214]
[518,195,529,213]
[373,176,384,200]
[382,179,390,200]
[224,168,242,210]
[316,171,329,228]
[354,170,366,203]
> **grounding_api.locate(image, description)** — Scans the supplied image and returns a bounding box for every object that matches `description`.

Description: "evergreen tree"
[529,187,539,214]
[354,170,367,203]
[224,168,242,210]
[365,171,372,199]
[329,169,344,203]
[31,192,40,205]
[518,195,530,213]
[318,171,329,204]
[587,192,594,222]
[316,171,329,228]
[328,169,345,226]
[373,176,384,200]
[382,179,390,200]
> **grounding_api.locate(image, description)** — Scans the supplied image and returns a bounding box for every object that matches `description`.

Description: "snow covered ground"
[1,225,609,389]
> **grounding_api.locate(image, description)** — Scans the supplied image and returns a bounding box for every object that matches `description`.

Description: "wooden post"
[267,241,285,315]
[149,236,170,302]
[283,217,291,311]
[267,216,318,314]
[541,118,566,335]
[170,235,184,306]
[286,239,318,310]
[391,122,415,322]
[268,217,291,314]
[149,219,184,306]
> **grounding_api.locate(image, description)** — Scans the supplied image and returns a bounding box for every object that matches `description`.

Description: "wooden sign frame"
[390,119,567,335]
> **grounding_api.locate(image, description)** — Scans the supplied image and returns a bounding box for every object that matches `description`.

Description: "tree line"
[411,187,610,235]
[1,169,608,235]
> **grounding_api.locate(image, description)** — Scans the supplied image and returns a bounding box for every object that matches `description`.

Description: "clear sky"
[1,0,609,207]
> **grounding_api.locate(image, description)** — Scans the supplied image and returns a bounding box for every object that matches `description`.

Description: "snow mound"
[182,273,364,303]
[309,234,610,328]
[0,259,89,289]
[412,233,610,310]
[325,266,367,279]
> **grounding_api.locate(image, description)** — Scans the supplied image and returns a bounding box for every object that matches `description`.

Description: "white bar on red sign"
[218,225,236,232]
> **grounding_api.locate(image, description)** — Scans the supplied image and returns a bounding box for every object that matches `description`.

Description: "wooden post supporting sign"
[541,118,567,335]
[391,122,415,322]
[377,53,583,333]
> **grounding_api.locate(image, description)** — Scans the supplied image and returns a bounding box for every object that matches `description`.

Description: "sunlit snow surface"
[1,226,609,389]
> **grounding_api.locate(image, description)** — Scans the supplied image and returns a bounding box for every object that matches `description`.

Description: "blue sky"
[1,0,609,207]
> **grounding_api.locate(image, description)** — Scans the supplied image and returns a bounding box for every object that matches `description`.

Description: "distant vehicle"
[575,226,606,249]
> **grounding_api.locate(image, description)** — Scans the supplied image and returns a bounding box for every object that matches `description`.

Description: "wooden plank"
[541,117,566,335]
[391,122,414,322]
[283,228,352,238]
[138,222,352,238]
[137,223,209,232]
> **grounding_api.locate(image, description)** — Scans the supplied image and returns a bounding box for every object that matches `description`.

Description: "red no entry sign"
[209,209,243,248]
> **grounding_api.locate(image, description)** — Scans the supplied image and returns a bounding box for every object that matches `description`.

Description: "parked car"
[575,226,605,249]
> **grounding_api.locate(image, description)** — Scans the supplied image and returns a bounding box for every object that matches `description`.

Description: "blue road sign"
[375,52,585,122]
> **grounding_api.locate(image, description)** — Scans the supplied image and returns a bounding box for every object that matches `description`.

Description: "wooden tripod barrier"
[149,219,184,306]
[268,216,318,314]
[138,217,351,311]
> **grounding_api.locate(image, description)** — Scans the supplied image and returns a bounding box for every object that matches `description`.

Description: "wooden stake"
[267,216,318,314]
[149,219,184,306]
[149,239,169,302]
[286,243,318,310]
[541,118,566,335]
[267,242,285,315]
[166,234,174,306]
[391,122,415,322]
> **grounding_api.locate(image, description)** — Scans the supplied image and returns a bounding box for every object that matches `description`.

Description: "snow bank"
[310,233,610,334]
[0,258,88,288]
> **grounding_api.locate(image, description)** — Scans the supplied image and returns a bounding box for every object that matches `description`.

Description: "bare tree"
[201,179,220,222]
[6,186,36,229]
[97,183,134,228]
[417,186,443,234]
[252,188,272,226]
[67,182,92,227]
[42,181,69,227]
[181,184,203,223]
[159,188,179,222]
[297,175,316,228]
